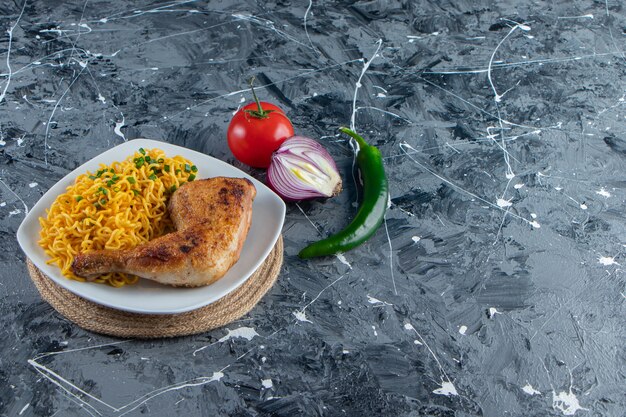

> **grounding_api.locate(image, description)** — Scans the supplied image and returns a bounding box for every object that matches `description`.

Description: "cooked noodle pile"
[39,148,197,287]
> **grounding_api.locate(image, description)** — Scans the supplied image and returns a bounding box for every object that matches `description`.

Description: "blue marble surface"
[1,1,625,416]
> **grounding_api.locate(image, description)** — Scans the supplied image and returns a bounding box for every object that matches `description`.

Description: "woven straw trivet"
[26,236,283,339]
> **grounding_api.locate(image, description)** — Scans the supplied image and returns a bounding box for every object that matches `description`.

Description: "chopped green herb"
[145,155,151,163]
[100,198,107,205]
[88,175,96,180]
[175,169,182,174]
[139,148,146,155]
[110,169,115,173]
[148,174,157,181]
[191,165,198,172]
[75,196,83,202]
[169,185,177,193]
[132,189,141,196]
[188,173,196,181]
[127,176,136,184]
[134,156,145,168]
[106,180,115,187]
[164,165,170,173]
[112,175,119,181]
[98,187,108,195]
[184,164,191,173]
[157,158,164,163]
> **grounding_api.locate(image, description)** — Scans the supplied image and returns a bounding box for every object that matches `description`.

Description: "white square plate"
[17,139,285,314]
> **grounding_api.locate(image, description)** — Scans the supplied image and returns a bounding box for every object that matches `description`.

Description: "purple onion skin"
[267,136,342,202]
[266,179,299,202]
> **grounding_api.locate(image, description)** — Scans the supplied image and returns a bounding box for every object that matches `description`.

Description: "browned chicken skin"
[72,177,256,287]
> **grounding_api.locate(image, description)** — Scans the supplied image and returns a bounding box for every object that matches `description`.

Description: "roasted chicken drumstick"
[72,177,256,287]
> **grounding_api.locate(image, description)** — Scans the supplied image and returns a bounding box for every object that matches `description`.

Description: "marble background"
[1,0,625,416]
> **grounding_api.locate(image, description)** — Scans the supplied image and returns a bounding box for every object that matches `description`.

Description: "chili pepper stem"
[339,127,368,149]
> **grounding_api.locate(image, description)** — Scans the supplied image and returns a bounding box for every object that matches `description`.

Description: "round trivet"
[26,236,283,339]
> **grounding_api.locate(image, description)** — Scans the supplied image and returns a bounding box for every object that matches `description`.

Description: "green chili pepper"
[298,127,388,259]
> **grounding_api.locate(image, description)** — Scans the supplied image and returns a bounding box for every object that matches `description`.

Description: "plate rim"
[17,138,285,314]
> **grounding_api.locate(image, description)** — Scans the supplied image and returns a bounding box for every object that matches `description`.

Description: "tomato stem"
[244,76,274,119]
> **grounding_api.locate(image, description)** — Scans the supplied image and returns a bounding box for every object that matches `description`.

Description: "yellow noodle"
[39,148,197,287]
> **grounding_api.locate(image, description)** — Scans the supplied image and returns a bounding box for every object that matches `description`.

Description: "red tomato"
[227,101,294,168]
